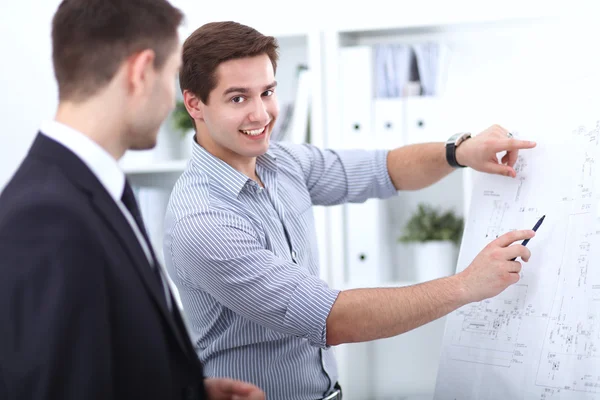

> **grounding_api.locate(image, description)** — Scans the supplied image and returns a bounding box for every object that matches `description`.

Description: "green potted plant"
[170,100,196,158]
[399,203,464,282]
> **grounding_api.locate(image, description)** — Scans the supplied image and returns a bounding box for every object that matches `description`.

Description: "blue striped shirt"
[163,141,396,399]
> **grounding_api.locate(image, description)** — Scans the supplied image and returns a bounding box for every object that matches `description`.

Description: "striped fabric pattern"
[163,141,396,400]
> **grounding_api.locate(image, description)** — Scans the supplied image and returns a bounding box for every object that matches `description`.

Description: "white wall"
[173,0,570,37]
[0,0,61,190]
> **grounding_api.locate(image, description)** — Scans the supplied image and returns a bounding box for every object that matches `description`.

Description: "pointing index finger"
[494,138,537,152]
[493,229,536,248]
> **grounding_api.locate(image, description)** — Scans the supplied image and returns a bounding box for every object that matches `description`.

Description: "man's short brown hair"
[179,21,279,104]
[52,0,183,102]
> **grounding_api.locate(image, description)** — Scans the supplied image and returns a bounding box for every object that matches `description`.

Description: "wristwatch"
[445,132,471,168]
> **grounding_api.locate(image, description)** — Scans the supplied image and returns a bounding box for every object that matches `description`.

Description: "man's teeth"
[241,128,264,136]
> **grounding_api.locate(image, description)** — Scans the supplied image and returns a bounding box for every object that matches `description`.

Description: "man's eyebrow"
[222,81,277,97]
[223,87,249,96]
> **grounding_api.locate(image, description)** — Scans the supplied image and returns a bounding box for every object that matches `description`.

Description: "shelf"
[122,159,188,175]
[121,159,188,189]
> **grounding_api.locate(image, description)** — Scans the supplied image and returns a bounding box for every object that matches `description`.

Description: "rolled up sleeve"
[168,209,340,348]
[277,143,397,206]
[283,275,339,347]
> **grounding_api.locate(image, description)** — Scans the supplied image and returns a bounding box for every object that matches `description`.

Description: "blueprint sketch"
[434,104,600,399]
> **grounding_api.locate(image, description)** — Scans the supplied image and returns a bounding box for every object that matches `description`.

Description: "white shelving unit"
[122,160,187,189]
[322,24,453,400]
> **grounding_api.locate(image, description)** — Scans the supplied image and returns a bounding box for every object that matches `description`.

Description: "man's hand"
[455,124,536,177]
[205,378,265,400]
[457,229,535,303]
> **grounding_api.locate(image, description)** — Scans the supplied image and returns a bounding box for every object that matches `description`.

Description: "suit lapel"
[30,133,195,360]
[90,191,194,358]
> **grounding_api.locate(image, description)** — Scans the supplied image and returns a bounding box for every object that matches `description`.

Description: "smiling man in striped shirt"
[163,21,537,400]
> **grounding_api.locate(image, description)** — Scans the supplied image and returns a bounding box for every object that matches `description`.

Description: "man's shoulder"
[166,167,242,224]
[170,166,212,200]
[268,142,320,184]
[268,141,306,160]
[0,164,94,243]
[0,156,82,213]
[269,141,315,171]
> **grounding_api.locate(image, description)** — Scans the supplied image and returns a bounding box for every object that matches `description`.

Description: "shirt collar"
[190,142,277,198]
[40,120,126,202]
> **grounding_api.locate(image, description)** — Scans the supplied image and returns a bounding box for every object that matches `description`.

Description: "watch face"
[460,133,472,145]
[446,133,463,145]
[452,132,471,146]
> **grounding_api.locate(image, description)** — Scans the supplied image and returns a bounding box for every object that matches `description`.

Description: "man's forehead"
[215,74,275,93]
[216,56,273,77]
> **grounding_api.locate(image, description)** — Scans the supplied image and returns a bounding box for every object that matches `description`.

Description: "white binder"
[339,46,374,149]
[373,98,405,149]
[404,96,442,145]
[339,46,393,286]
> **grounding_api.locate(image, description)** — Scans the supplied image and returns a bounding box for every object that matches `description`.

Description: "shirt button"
[291,250,297,260]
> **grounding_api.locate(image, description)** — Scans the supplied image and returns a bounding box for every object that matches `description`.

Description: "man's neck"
[196,134,261,183]
[55,99,125,160]
[234,158,261,185]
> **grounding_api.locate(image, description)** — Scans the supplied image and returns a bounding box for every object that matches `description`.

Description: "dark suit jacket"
[0,133,206,399]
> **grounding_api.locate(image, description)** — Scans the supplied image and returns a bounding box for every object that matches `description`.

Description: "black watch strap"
[446,142,466,168]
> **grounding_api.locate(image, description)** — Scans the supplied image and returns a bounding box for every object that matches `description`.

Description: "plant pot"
[413,240,458,283]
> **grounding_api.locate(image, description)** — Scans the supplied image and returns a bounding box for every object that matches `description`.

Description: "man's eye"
[263,90,274,96]
[231,96,245,104]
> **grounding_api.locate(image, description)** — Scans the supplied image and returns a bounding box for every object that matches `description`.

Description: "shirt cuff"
[283,275,341,348]
[374,149,398,197]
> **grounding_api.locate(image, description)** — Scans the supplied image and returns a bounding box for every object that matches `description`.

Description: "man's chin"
[128,143,156,151]
[239,144,270,159]
[128,135,158,151]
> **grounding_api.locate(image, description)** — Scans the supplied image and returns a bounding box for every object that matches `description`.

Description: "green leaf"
[171,100,195,137]
[398,203,464,246]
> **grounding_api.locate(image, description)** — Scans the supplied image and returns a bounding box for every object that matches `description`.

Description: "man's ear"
[127,49,156,97]
[183,90,205,121]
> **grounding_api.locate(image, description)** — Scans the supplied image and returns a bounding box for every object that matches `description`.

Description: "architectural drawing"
[434,114,600,399]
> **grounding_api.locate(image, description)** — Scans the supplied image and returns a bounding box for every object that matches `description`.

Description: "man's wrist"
[455,143,467,168]
[446,273,471,308]
[445,132,471,168]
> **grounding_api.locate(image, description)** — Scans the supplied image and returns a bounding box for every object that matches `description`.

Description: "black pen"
[510,215,545,261]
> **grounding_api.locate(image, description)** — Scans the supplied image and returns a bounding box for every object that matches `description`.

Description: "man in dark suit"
[0,1,264,399]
